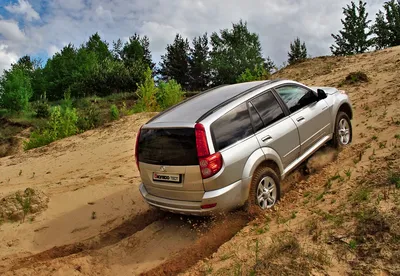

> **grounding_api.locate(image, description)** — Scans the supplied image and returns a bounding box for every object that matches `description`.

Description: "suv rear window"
[211,102,253,151]
[138,128,198,166]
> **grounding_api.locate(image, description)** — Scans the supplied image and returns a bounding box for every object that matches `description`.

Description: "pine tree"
[288,38,308,65]
[209,20,265,85]
[112,39,123,60]
[121,34,155,70]
[264,57,277,74]
[330,1,373,56]
[158,34,191,90]
[189,33,210,91]
[85,33,112,61]
[373,0,400,49]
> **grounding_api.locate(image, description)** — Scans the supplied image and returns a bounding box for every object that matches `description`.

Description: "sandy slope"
[0,46,399,276]
[0,113,154,258]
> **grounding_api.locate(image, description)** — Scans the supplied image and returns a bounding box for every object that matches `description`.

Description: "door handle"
[261,135,272,142]
[296,116,305,122]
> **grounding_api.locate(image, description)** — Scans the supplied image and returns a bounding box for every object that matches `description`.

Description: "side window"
[250,91,285,129]
[211,102,253,151]
[248,102,264,133]
[275,85,318,113]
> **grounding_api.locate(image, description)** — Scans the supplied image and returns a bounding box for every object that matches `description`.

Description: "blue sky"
[0,0,386,72]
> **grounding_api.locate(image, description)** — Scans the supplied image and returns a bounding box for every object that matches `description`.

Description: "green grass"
[344,168,352,179]
[352,188,371,202]
[389,172,400,189]
[313,209,344,226]
[316,192,325,201]
[349,240,357,249]
[330,173,342,182]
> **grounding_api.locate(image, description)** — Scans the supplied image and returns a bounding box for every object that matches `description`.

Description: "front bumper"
[139,178,249,216]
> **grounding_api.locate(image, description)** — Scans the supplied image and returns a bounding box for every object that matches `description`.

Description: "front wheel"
[248,166,281,210]
[333,112,352,148]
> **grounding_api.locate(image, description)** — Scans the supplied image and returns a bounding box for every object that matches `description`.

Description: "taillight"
[199,152,222,178]
[135,125,142,171]
[195,123,223,179]
[195,123,209,157]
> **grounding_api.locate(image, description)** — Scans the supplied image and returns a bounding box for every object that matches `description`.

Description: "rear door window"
[248,102,264,133]
[211,102,253,151]
[250,91,285,128]
[138,128,198,165]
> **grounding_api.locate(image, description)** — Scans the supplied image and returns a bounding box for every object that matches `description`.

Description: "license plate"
[152,172,181,183]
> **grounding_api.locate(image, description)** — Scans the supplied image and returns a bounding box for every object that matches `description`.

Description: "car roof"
[146,80,274,126]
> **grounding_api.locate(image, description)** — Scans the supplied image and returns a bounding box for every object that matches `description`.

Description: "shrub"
[156,80,184,110]
[236,65,269,83]
[60,88,73,109]
[77,103,102,131]
[135,67,158,112]
[33,101,50,118]
[0,68,33,113]
[73,97,92,110]
[24,105,78,150]
[120,101,128,116]
[341,71,369,86]
[110,104,120,121]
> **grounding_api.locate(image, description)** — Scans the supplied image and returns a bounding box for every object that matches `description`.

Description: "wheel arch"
[241,148,283,181]
[338,102,353,120]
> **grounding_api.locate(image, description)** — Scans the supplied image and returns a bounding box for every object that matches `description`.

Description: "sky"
[0,0,386,73]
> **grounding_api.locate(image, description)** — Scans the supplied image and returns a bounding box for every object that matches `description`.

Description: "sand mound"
[0,188,49,222]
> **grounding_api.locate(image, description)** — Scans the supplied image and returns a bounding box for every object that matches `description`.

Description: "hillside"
[181,46,400,275]
[0,46,399,276]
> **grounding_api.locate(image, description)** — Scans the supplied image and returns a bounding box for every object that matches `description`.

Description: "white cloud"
[0,20,25,42]
[0,44,19,72]
[47,45,59,57]
[95,6,113,23]
[51,0,86,12]
[5,0,40,22]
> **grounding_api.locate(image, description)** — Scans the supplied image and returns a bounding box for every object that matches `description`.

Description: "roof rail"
[145,84,227,124]
[196,79,282,123]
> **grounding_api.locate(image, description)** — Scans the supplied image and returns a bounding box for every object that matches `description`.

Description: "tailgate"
[137,127,204,201]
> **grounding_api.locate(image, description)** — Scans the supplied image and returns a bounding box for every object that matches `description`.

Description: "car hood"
[310,86,338,95]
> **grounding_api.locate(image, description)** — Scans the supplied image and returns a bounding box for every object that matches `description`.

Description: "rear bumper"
[139,178,249,216]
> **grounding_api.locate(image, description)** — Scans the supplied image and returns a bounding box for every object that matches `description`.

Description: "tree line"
[0,0,399,113]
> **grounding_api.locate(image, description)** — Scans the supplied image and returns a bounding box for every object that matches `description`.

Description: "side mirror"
[317,89,327,100]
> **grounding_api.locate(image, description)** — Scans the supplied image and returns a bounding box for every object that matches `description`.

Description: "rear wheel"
[333,112,352,148]
[248,166,281,210]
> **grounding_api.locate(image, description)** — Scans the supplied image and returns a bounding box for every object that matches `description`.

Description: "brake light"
[135,125,143,171]
[195,123,209,157]
[195,123,223,178]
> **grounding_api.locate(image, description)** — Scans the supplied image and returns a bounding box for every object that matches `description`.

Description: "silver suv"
[135,79,353,215]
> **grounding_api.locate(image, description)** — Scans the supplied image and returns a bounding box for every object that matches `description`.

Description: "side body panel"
[254,117,300,169]
[289,99,332,154]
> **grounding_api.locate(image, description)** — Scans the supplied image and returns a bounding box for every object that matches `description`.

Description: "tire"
[332,111,352,148]
[248,166,281,210]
